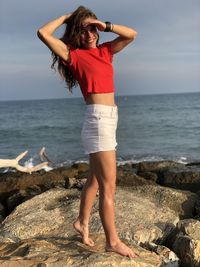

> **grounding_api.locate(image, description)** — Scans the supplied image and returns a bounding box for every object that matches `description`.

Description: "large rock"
[0,186,175,244]
[0,186,182,266]
[173,219,200,267]
[116,166,155,187]
[0,166,86,215]
[136,161,185,173]
[158,166,200,192]
[133,185,200,219]
[0,188,79,240]
[1,183,199,246]
[124,161,187,184]
[0,167,78,198]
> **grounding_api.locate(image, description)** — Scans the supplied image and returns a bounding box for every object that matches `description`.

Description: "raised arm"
[37,14,71,62]
[84,19,137,54]
[109,23,137,54]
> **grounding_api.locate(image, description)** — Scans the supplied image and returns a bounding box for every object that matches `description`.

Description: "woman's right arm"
[37,14,71,62]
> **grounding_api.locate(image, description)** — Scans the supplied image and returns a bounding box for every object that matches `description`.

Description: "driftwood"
[0,150,49,174]
[39,147,53,164]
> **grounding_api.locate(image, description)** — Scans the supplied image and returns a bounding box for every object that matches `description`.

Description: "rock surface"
[1,185,199,245]
[0,187,177,266]
[0,235,162,267]
[144,242,180,267]
[173,219,200,267]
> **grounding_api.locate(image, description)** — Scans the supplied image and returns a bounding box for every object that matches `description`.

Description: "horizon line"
[0,90,199,102]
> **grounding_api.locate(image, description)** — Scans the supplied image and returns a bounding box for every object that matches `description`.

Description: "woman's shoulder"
[98,41,112,48]
[98,42,113,59]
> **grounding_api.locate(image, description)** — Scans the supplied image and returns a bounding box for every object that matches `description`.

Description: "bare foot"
[73,218,95,247]
[106,240,138,259]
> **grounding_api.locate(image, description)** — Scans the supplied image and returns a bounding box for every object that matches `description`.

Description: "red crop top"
[62,42,115,100]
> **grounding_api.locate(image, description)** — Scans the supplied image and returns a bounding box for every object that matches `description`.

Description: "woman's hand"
[63,13,72,24]
[83,18,106,32]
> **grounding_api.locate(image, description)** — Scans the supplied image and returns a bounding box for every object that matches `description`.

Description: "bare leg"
[73,164,99,246]
[90,151,138,258]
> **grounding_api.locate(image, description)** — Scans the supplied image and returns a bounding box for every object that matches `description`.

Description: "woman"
[37,6,137,258]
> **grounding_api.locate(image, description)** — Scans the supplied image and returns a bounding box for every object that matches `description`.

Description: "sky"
[0,0,200,101]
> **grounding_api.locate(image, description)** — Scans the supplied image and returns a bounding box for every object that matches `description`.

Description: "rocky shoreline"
[1,160,200,266]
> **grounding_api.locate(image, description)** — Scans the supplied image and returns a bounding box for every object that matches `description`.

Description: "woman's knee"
[99,182,116,196]
[87,175,99,190]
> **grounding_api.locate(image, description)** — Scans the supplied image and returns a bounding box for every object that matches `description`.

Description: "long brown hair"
[51,6,99,93]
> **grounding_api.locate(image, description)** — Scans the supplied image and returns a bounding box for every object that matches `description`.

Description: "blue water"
[0,92,200,168]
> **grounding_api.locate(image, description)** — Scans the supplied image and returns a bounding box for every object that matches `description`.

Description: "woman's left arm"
[109,24,138,54]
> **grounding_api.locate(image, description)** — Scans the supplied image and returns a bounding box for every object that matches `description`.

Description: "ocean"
[0,92,200,170]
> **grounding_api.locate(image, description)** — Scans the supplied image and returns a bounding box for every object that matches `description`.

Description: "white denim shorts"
[81,104,118,154]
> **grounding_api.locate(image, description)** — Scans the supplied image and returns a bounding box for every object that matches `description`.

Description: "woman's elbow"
[37,28,49,41]
[130,29,138,40]
[37,28,44,40]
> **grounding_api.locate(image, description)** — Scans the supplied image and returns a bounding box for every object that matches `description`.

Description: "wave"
[117,155,188,165]
[0,155,190,174]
